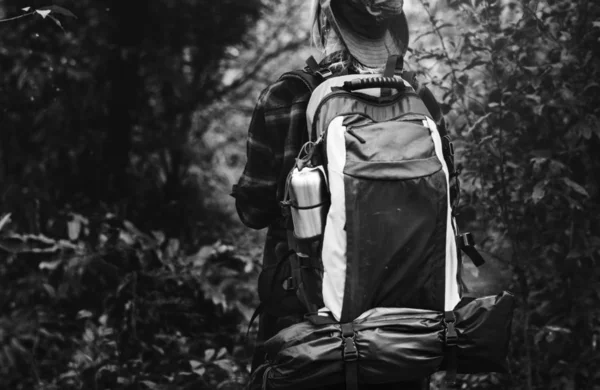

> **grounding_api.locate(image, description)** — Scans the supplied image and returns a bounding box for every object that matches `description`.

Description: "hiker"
[233,1,430,388]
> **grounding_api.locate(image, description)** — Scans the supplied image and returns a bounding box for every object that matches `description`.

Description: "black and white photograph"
[0,0,598,389]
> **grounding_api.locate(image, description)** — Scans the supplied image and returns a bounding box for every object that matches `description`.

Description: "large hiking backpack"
[251,57,514,390]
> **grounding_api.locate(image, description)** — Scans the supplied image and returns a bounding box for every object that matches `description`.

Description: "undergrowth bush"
[0,212,259,390]
[410,0,600,388]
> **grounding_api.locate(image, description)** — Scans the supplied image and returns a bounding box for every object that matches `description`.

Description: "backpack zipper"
[346,128,366,143]
[346,113,429,131]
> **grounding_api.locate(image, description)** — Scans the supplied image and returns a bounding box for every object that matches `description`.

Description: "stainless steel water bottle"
[288,166,329,239]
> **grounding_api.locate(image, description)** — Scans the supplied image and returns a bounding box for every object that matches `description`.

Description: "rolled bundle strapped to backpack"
[258,291,514,390]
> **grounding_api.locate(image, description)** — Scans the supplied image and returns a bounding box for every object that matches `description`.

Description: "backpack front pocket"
[324,117,449,321]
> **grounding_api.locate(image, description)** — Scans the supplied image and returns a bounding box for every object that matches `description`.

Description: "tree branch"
[214,36,308,100]
[0,11,35,23]
[213,0,308,99]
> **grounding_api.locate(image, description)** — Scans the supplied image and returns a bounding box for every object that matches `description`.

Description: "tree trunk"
[104,0,147,201]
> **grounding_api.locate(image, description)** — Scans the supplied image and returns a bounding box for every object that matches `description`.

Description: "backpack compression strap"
[443,311,459,390]
[305,314,359,390]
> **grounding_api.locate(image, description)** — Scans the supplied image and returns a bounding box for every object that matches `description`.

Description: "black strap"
[443,311,459,390]
[402,70,419,90]
[306,55,334,79]
[383,54,399,77]
[381,55,400,97]
[246,303,264,339]
[305,312,337,325]
[289,199,330,210]
[439,133,458,207]
[279,69,321,93]
[306,55,320,74]
[341,323,358,390]
[261,365,273,390]
[285,231,323,313]
[456,233,486,267]
[247,361,270,390]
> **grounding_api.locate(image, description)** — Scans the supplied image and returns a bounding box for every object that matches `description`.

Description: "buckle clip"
[445,322,458,347]
[444,311,458,347]
[458,232,475,248]
[280,200,291,217]
[343,337,358,362]
[316,69,333,79]
[282,277,295,291]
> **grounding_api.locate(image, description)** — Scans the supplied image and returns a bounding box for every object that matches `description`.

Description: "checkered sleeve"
[232,86,281,229]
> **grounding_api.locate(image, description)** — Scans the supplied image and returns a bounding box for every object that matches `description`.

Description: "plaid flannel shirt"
[232,78,311,230]
[231,72,316,280]
[232,53,356,263]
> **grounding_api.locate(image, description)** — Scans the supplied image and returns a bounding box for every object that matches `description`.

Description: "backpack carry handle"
[341,77,406,93]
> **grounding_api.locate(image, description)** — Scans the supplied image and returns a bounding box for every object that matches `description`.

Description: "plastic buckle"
[444,311,458,347]
[445,322,458,347]
[279,200,291,217]
[343,337,358,362]
[458,232,475,248]
[316,68,333,79]
[282,277,296,291]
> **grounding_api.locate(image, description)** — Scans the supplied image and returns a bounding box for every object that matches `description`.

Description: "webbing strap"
[261,365,273,390]
[285,232,322,313]
[402,70,418,90]
[306,55,320,74]
[306,55,334,79]
[443,311,459,390]
[381,55,400,97]
[286,228,299,254]
[246,303,264,339]
[383,55,399,78]
[279,70,321,93]
[248,361,270,390]
[340,323,358,390]
[456,233,486,267]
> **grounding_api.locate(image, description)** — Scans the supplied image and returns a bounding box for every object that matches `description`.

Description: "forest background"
[0,0,599,389]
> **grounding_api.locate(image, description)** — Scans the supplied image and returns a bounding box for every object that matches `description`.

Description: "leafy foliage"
[410,0,600,388]
[0,213,260,389]
[0,0,262,244]
[0,1,273,388]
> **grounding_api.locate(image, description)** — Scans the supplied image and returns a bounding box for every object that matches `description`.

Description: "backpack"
[251,56,513,390]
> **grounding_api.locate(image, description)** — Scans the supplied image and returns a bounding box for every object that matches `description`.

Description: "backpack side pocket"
[257,250,306,318]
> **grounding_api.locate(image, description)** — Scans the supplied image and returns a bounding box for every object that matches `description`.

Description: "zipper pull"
[347,128,366,144]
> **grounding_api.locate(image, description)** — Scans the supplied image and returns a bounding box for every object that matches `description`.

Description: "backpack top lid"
[306,74,413,140]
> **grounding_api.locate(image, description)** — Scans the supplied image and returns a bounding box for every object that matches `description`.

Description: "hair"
[309,0,383,74]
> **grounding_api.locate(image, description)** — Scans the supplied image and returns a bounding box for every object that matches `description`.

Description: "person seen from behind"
[233,0,429,388]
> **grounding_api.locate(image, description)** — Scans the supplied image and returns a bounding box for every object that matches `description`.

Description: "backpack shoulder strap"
[279,69,321,93]
[278,56,332,93]
[402,70,419,90]
[402,70,448,136]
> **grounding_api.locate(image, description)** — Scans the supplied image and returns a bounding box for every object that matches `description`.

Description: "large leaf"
[38,5,77,18]
[562,177,589,198]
